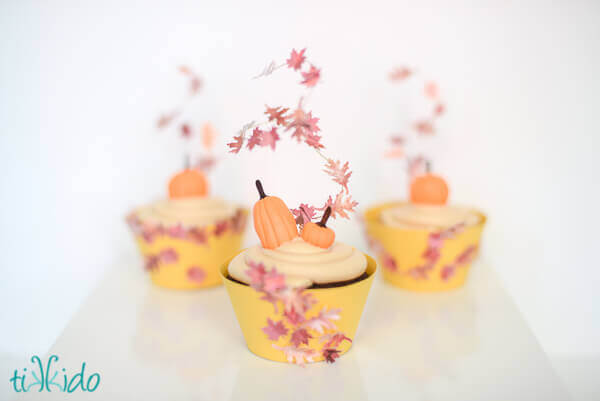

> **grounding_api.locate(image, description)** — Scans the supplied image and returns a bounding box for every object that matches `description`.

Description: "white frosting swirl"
[135,197,238,227]
[380,204,480,230]
[228,237,367,288]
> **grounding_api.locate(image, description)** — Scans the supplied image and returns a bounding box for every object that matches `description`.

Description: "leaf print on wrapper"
[246,261,352,365]
[143,248,178,272]
[126,209,247,246]
[187,266,206,283]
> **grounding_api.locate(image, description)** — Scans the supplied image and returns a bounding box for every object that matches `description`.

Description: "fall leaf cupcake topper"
[385,66,449,203]
[156,66,221,197]
[228,48,358,232]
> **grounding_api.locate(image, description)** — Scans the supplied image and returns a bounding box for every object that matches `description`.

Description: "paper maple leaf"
[320,332,352,348]
[414,120,435,135]
[291,204,317,226]
[290,328,312,347]
[323,159,352,193]
[262,318,288,341]
[424,81,439,99]
[284,288,316,315]
[187,267,206,283]
[178,65,203,95]
[272,345,317,365]
[263,269,286,293]
[302,307,340,334]
[180,123,192,138]
[261,127,280,150]
[227,134,244,153]
[389,66,413,81]
[284,308,305,325]
[246,261,267,289]
[320,192,358,219]
[286,48,306,71]
[265,105,290,126]
[434,103,445,116]
[322,348,341,363]
[246,128,263,150]
[301,65,321,87]
[157,111,179,129]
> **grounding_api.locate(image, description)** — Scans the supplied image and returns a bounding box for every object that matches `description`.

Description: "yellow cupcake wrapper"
[220,253,376,364]
[127,208,249,289]
[364,202,486,292]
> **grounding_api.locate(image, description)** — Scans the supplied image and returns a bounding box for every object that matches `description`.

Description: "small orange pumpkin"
[410,162,448,205]
[253,180,298,249]
[301,206,335,249]
[168,168,209,199]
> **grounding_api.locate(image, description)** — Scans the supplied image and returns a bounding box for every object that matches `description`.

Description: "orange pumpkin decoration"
[168,168,209,199]
[301,206,335,249]
[253,180,298,249]
[410,162,448,205]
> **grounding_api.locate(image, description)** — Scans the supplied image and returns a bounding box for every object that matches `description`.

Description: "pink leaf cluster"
[248,261,352,365]
[405,223,466,280]
[440,245,477,281]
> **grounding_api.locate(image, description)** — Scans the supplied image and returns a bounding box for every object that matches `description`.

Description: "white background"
[1,0,599,378]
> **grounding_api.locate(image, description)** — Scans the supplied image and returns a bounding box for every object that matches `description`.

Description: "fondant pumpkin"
[168,169,208,199]
[301,206,335,249]
[410,163,448,205]
[253,180,298,249]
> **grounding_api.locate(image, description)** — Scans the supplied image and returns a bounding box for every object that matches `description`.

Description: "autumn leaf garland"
[385,65,446,180]
[156,66,218,172]
[228,48,358,225]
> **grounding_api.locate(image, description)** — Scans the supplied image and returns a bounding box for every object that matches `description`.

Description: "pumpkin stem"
[318,207,332,227]
[425,160,431,173]
[255,180,267,199]
[184,154,191,170]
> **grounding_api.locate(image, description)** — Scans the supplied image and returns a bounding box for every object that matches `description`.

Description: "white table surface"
[13,261,570,401]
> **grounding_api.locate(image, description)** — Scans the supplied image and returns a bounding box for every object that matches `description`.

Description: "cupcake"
[221,181,375,364]
[127,68,248,289]
[222,48,376,364]
[365,68,485,291]
[127,167,247,289]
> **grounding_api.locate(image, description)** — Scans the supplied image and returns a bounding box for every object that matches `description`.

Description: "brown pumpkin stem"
[184,154,191,170]
[255,180,267,199]
[425,160,432,173]
[318,207,332,227]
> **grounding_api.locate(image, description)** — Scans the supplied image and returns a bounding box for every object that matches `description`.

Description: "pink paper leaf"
[302,307,341,334]
[265,105,290,126]
[286,48,306,71]
[301,65,321,87]
[290,328,313,347]
[323,159,352,194]
[389,67,413,81]
[261,127,280,150]
[262,318,288,341]
[272,345,317,365]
